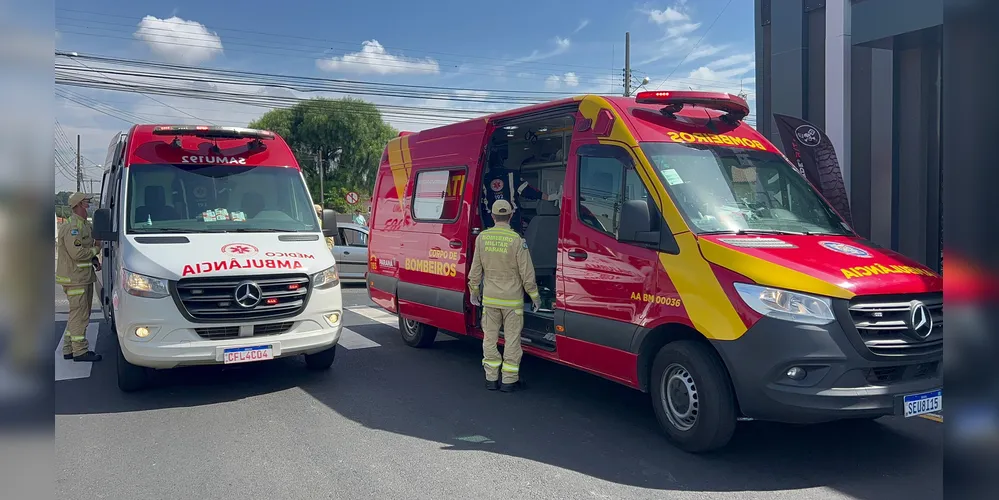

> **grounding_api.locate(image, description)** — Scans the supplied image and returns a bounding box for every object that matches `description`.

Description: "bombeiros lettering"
[667,131,766,151]
[182,258,304,277]
[404,257,457,277]
[181,155,248,165]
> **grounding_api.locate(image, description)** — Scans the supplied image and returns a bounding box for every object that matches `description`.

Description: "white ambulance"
[92,125,344,391]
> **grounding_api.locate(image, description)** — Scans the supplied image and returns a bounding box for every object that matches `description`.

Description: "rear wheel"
[304,344,337,370]
[650,340,737,453]
[399,316,438,347]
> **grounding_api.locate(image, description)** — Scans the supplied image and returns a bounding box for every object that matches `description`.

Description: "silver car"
[331,222,368,282]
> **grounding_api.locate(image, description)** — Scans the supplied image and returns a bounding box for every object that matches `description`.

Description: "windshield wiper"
[701,229,811,236]
[131,228,221,233]
[226,228,299,233]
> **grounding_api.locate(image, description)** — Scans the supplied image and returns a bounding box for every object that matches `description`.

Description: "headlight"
[312,265,340,289]
[123,269,170,298]
[733,283,835,325]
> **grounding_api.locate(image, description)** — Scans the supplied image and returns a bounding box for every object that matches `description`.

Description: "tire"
[399,315,438,348]
[116,339,149,393]
[304,344,337,370]
[650,340,737,453]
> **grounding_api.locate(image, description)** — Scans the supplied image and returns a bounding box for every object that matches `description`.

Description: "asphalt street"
[55,282,943,500]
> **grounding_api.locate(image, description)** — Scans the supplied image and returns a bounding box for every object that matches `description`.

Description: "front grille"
[848,293,943,357]
[194,321,296,340]
[865,361,940,384]
[173,274,311,323]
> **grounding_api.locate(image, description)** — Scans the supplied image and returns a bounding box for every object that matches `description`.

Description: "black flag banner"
[772,114,853,226]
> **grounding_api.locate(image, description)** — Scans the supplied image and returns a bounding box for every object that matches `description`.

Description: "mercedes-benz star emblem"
[234,281,262,308]
[906,301,934,340]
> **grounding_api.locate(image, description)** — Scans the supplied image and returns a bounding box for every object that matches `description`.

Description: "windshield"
[124,163,320,234]
[640,142,852,236]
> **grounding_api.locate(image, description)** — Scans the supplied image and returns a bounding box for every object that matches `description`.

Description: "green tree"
[248,97,397,210]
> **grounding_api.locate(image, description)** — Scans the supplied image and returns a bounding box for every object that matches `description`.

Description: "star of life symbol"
[221,242,259,258]
[490,179,504,192]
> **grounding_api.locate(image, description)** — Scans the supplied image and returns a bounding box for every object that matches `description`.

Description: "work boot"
[73,351,102,362]
[500,381,525,393]
[485,380,499,391]
[63,353,73,360]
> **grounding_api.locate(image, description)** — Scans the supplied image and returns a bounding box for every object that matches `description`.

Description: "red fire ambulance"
[366,91,943,452]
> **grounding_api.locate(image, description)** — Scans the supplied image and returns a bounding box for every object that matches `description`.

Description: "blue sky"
[54,0,757,192]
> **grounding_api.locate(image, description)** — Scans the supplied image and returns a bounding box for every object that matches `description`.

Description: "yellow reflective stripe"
[528,290,540,300]
[65,288,85,296]
[91,248,99,257]
[502,362,519,373]
[55,276,70,284]
[482,297,523,308]
[76,263,92,268]
[69,335,85,341]
[482,359,502,368]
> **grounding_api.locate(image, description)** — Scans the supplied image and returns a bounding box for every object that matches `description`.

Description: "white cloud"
[686,61,756,86]
[316,40,440,75]
[545,75,562,90]
[555,37,571,50]
[706,53,756,69]
[648,1,690,24]
[667,22,700,38]
[544,72,581,90]
[574,19,590,33]
[133,15,223,65]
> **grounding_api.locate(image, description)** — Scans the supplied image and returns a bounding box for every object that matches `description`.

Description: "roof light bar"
[635,90,750,122]
[152,125,275,140]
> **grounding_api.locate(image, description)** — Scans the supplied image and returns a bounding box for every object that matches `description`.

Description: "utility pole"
[623,32,632,97]
[76,134,82,191]
[317,150,324,207]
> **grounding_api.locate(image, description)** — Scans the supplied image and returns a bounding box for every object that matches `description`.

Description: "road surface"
[55,283,942,500]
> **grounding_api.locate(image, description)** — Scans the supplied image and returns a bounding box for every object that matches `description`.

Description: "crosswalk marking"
[347,306,400,328]
[348,306,456,342]
[54,322,100,381]
[338,328,381,349]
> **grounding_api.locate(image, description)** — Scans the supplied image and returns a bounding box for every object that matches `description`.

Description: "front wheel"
[399,316,438,348]
[650,340,737,453]
[304,343,337,370]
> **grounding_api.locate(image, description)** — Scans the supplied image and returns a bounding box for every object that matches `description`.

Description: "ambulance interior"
[479,115,574,350]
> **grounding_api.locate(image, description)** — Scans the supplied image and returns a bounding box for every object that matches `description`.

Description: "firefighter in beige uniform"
[315,204,335,251]
[468,200,541,392]
[56,192,102,362]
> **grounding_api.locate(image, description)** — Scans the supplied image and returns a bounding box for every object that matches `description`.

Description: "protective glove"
[531,299,541,312]
[470,294,481,307]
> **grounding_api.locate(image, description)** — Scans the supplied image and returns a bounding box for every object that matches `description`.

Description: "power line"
[55,8,635,75]
[654,0,736,91]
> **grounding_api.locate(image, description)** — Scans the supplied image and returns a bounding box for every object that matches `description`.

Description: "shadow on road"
[56,320,941,498]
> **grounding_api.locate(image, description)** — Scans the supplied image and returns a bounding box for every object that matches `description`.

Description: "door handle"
[568,250,588,260]
[343,251,350,255]
[449,240,462,249]
[471,227,481,235]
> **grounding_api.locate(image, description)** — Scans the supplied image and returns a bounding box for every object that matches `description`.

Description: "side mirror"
[321,209,339,239]
[618,200,659,245]
[92,208,116,241]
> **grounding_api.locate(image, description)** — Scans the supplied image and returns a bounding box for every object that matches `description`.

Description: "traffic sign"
[346,191,359,205]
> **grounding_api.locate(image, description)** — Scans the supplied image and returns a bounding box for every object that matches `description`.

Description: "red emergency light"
[152,125,275,141]
[634,90,750,124]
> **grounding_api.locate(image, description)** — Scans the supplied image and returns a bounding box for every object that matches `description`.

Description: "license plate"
[903,389,942,417]
[223,345,273,364]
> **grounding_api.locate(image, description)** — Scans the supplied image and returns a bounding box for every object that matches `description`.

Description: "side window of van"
[578,156,652,238]
[411,167,467,223]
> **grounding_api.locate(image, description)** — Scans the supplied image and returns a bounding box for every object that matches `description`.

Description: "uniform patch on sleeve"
[74,239,82,246]
[70,229,79,235]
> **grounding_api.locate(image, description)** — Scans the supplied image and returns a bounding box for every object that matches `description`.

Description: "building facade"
[754,0,943,272]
